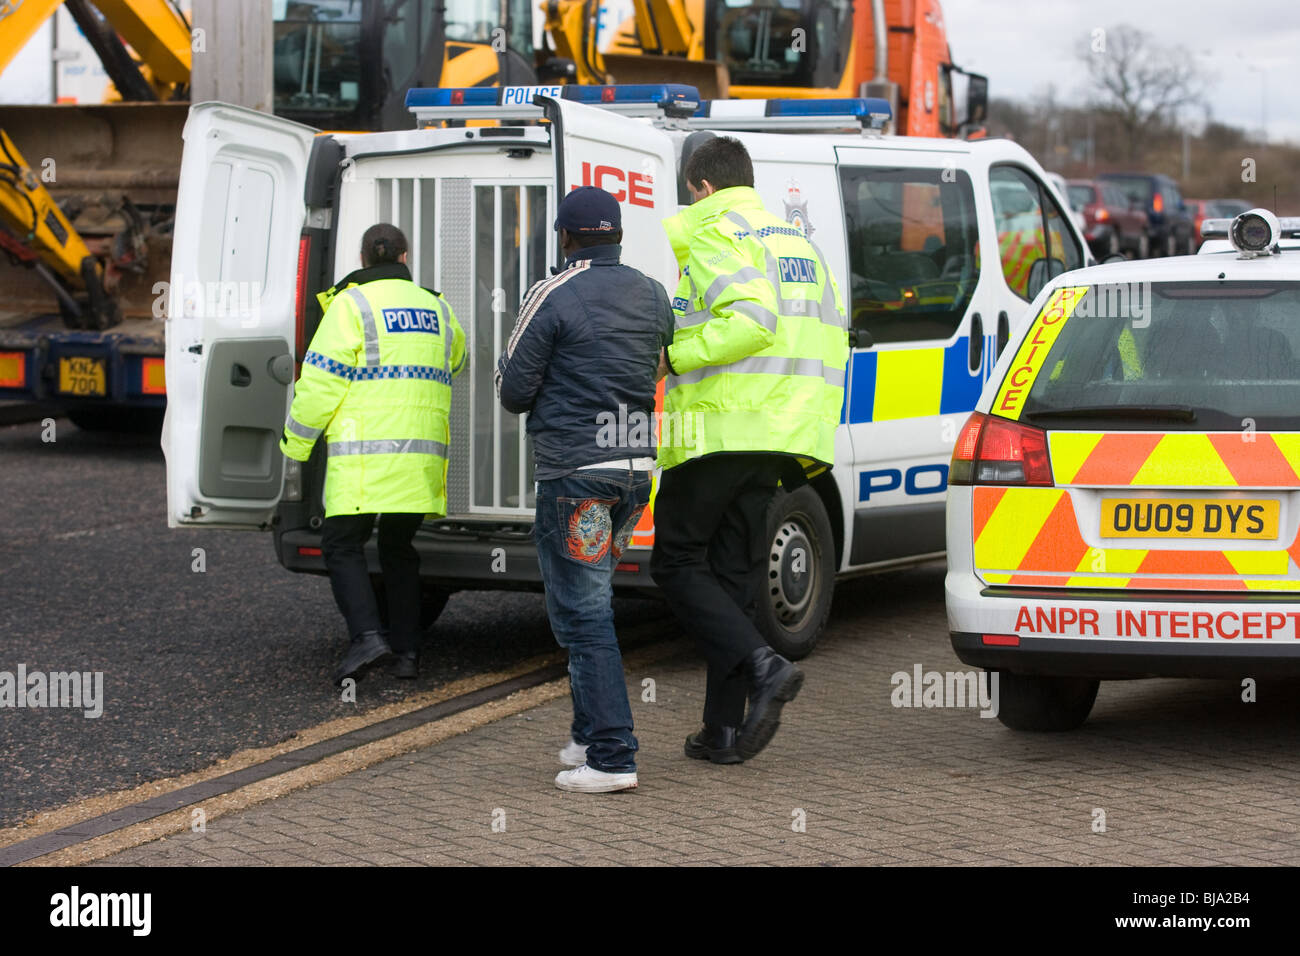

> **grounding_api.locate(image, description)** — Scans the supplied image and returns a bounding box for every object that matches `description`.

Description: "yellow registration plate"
[58,356,106,397]
[1101,498,1279,540]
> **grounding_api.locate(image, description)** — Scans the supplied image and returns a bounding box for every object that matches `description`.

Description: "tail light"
[949,412,1054,486]
[1153,192,1164,214]
[294,234,311,364]
[1095,206,1110,222]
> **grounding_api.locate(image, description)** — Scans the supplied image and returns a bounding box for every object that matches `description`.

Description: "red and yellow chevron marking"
[973,486,1300,591]
[1050,432,1300,487]
[992,286,1089,420]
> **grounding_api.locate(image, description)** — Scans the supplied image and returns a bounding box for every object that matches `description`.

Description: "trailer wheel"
[67,406,164,433]
[994,672,1099,731]
[754,484,835,661]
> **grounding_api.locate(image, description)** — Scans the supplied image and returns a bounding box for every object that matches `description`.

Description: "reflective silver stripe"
[805,235,845,330]
[729,298,781,333]
[675,307,711,331]
[702,266,764,311]
[668,355,845,389]
[346,287,382,367]
[327,438,449,457]
[725,211,783,309]
[437,299,453,373]
[284,415,321,441]
[725,211,842,329]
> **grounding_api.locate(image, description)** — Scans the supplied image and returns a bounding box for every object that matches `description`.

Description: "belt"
[576,457,656,472]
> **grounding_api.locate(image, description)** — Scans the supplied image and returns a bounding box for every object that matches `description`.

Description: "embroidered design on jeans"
[612,504,646,560]
[566,499,611,562]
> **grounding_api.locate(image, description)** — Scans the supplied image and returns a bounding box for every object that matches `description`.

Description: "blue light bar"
[764,97,892,119]
[406,84,701,120]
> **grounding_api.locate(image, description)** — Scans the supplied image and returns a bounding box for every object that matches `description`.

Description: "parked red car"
[1067,179,1150,258]
[1185,198,1253,249]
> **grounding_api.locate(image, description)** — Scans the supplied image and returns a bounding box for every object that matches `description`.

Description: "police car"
[946,208,1300,730]
[162,84,1090,660]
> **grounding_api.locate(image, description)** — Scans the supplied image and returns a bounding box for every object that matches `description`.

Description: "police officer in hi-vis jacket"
[651,137,849,764]
[281,223,466,685]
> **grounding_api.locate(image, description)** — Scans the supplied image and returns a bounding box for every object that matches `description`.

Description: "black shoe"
[684,725,743,764]
[736,647,803,761]
[393,650,419,679]
[333,630,392,685]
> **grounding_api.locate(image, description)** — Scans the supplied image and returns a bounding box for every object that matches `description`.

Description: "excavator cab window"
[706,0,852,89]
[273,0,536,131]
[274,1,365,124]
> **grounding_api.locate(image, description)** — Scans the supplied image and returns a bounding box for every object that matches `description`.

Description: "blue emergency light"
[406,83,702,124]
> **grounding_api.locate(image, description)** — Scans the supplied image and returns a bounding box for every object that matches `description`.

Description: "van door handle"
[996,311,1010,357]
[968,313,983,372]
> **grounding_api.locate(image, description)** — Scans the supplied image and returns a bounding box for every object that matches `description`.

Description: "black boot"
[333,630,392,686]
[736,647,803,760]
[684,725,743,764]
[393,650,419,679]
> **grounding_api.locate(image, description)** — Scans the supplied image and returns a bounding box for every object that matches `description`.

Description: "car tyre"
[994,671,1099,731]
[1106,230,1120,257]
[754,484,835,661]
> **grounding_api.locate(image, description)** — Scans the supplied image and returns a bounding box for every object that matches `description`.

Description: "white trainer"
[554,764,638,793]
[558,739,588,767]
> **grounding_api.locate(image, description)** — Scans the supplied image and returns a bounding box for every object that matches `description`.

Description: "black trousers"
[320,513,424,653]
[650,453,785,727]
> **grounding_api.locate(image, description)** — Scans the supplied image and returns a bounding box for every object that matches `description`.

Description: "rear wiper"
[1025,405,1197,422]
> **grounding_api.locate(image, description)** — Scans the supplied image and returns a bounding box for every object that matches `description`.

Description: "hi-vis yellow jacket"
[280,263,466,517]
[660,186,849,471]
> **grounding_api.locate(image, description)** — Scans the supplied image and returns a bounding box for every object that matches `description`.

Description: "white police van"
[162,84,1091,658]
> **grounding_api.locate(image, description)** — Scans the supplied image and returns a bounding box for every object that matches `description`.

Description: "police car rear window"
[1020,282,1300,430]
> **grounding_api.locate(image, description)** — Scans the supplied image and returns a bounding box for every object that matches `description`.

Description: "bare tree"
[1078,25,1208,163]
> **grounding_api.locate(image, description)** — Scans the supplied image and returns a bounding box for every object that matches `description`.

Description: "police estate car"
[946,208,1300,730]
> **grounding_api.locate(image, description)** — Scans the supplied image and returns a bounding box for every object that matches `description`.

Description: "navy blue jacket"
[495,244,674,480]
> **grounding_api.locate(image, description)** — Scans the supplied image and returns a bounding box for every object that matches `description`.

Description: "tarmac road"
[0,418,667,828]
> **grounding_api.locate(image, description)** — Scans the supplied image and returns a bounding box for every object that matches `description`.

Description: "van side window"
[990,165,1083,300]
[839,166,979,344]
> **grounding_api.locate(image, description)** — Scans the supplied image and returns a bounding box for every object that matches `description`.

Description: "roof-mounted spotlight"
[1230,208,1280,258]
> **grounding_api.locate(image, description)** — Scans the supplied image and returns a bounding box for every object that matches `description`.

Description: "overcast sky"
[943,0,1300,144]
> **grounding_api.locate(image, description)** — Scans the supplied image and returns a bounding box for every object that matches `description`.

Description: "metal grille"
[375,176,551,516]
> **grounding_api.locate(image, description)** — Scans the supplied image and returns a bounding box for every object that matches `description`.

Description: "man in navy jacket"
[496,186,674,793]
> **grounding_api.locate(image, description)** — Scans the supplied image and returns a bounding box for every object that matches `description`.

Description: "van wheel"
[994,671,1099,731]
[754,484,835,661]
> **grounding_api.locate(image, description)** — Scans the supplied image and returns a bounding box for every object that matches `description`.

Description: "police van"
[162,84,1092,659]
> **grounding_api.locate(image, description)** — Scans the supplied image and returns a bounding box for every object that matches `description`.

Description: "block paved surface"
[95,565,1300,866]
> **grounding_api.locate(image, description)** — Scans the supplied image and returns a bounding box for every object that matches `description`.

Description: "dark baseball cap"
[555,185,621,234]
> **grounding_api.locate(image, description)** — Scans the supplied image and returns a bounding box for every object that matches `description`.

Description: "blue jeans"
[534,466,651,773]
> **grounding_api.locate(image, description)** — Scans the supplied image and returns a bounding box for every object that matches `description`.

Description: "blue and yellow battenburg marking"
[843,336,988,424]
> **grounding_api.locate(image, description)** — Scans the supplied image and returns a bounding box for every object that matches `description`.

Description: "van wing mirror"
[848,327,873,349]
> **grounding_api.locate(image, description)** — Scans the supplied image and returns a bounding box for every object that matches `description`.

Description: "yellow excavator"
[0,0,191,330]
[0,0,542,426]
[542,0,988,138]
